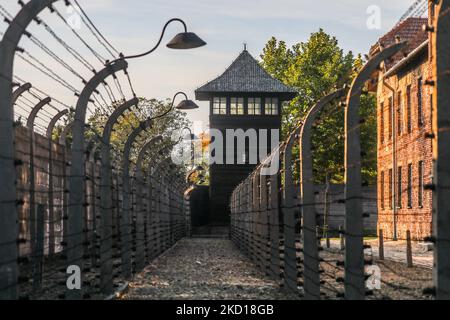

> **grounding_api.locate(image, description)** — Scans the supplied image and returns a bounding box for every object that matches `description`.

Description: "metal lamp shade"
[166,32,207,49]
[176,100,200,110]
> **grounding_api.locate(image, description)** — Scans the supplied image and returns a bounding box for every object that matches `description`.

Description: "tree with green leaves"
[260,30,377,185]
[84,97,191,174]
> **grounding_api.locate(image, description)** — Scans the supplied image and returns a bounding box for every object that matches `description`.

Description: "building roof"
[369,17,428,70]
[195,49,297,101]
[384,39,428,78]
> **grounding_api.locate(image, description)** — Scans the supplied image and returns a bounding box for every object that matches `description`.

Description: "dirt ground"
[320,250,434,300]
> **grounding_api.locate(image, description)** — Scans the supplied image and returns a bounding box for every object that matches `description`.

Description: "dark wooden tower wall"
[195,49,296,227]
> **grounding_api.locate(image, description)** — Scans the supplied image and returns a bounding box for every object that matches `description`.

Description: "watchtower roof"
[195,49,297,101]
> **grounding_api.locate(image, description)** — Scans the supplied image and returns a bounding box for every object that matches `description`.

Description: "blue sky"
[2,0,415,128]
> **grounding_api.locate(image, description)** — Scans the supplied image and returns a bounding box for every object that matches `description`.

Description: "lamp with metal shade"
[176,99,200,110]
[113,18,206,63]
[151,92,200,121]
[167,31,207,49]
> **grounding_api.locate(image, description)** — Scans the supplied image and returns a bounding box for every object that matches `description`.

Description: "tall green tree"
[86,97,191,171]
[260,30,377,185]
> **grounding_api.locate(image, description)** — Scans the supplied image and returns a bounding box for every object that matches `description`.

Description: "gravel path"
[123,238,299,300]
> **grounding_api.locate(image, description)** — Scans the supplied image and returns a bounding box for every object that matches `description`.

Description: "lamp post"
[108,18,206,65]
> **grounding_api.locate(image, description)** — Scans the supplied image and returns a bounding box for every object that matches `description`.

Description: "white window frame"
[230,97,244,115]
[248,97,261,115]
[265,97,279,115]
[213,97,227,115]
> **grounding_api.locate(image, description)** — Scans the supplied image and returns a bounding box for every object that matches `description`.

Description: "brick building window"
[381,171,385,210]
[398,166,402,209]
[389,169,393,210]
[397,91,403,136]
[213,97,227,115]
[380,102,385,144]
[418,77,423,126]
[248,97,262,115]
[230,97,244,115]
[407,163,413,209]
[418,161,424,208]
[388,96,393,140]
[406,85,412,133]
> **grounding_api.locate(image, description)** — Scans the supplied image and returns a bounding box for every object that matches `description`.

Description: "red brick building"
[371,17,434,240]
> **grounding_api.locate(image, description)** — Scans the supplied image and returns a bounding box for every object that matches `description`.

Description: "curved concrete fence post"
[0,0,59,300]
[299,89,345,300]
[67,60,127,299]
[46,109,69,256]
[121,119,153,278]
[59,122,74,260]
[98,97,139,281]
[26,97,52,129]
[12,82,32,105]
[432,0,450,300]
[26,97,51,286]
[282,126,302,294]
[153,159,171,252]
[344,42,405,300]
[258,166,269,275]
[46,110,70,139]
[269,149,282,281]
[251,172,258,263]
[86,140,100,269]
[133,137,163,269]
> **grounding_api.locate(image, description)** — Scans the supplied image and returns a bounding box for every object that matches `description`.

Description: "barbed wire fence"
[230,0,449,300]
[0,0,189,300]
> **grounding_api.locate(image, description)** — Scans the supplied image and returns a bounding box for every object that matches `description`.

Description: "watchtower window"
[248,97,261,115]
[230,97,244,115]
[213,97,227,115]
[265,97,279,115]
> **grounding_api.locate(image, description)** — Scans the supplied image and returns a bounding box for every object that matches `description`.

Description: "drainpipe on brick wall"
[383,79,398,241]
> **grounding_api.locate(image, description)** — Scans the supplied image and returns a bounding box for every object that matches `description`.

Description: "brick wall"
[377,50,433,241]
